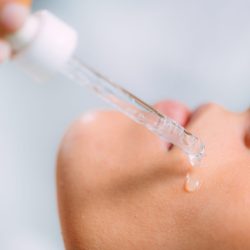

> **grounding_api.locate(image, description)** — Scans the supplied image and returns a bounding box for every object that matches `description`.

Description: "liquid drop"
[184,173,201,193]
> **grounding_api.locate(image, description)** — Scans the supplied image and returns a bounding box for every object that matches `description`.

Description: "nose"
[193,102,226,117]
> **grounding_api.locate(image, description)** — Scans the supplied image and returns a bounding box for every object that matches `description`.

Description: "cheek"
[193,162,250,249]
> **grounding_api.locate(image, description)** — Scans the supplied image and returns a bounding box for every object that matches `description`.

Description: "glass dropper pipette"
[64,57,205,165]
[7,10,205,166]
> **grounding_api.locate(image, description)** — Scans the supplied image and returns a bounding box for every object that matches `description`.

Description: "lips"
[154,100,191,127]
[154,100,191,149]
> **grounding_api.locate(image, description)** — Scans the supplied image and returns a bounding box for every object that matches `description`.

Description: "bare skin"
[57,101,250,250]
[0,0,31,34]
[0,0,31,62]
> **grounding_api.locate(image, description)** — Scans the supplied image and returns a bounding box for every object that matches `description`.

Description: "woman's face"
[57,101,250,250]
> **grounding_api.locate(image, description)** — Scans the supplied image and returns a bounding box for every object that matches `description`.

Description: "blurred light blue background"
[0,0,249,248]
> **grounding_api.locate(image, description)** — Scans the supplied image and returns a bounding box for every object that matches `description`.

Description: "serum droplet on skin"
[184,173,201,192]
[184,150,205,193]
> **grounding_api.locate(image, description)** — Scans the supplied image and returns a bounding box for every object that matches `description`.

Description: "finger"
[154,100,191,149]
[0,0,31,36]
[0,38,11,62]
[0,0,31,9]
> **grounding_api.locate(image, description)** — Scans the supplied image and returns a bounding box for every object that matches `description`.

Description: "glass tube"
[63,56,205,166]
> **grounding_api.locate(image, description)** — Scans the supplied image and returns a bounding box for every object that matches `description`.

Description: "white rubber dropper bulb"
[7,10,78,81]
